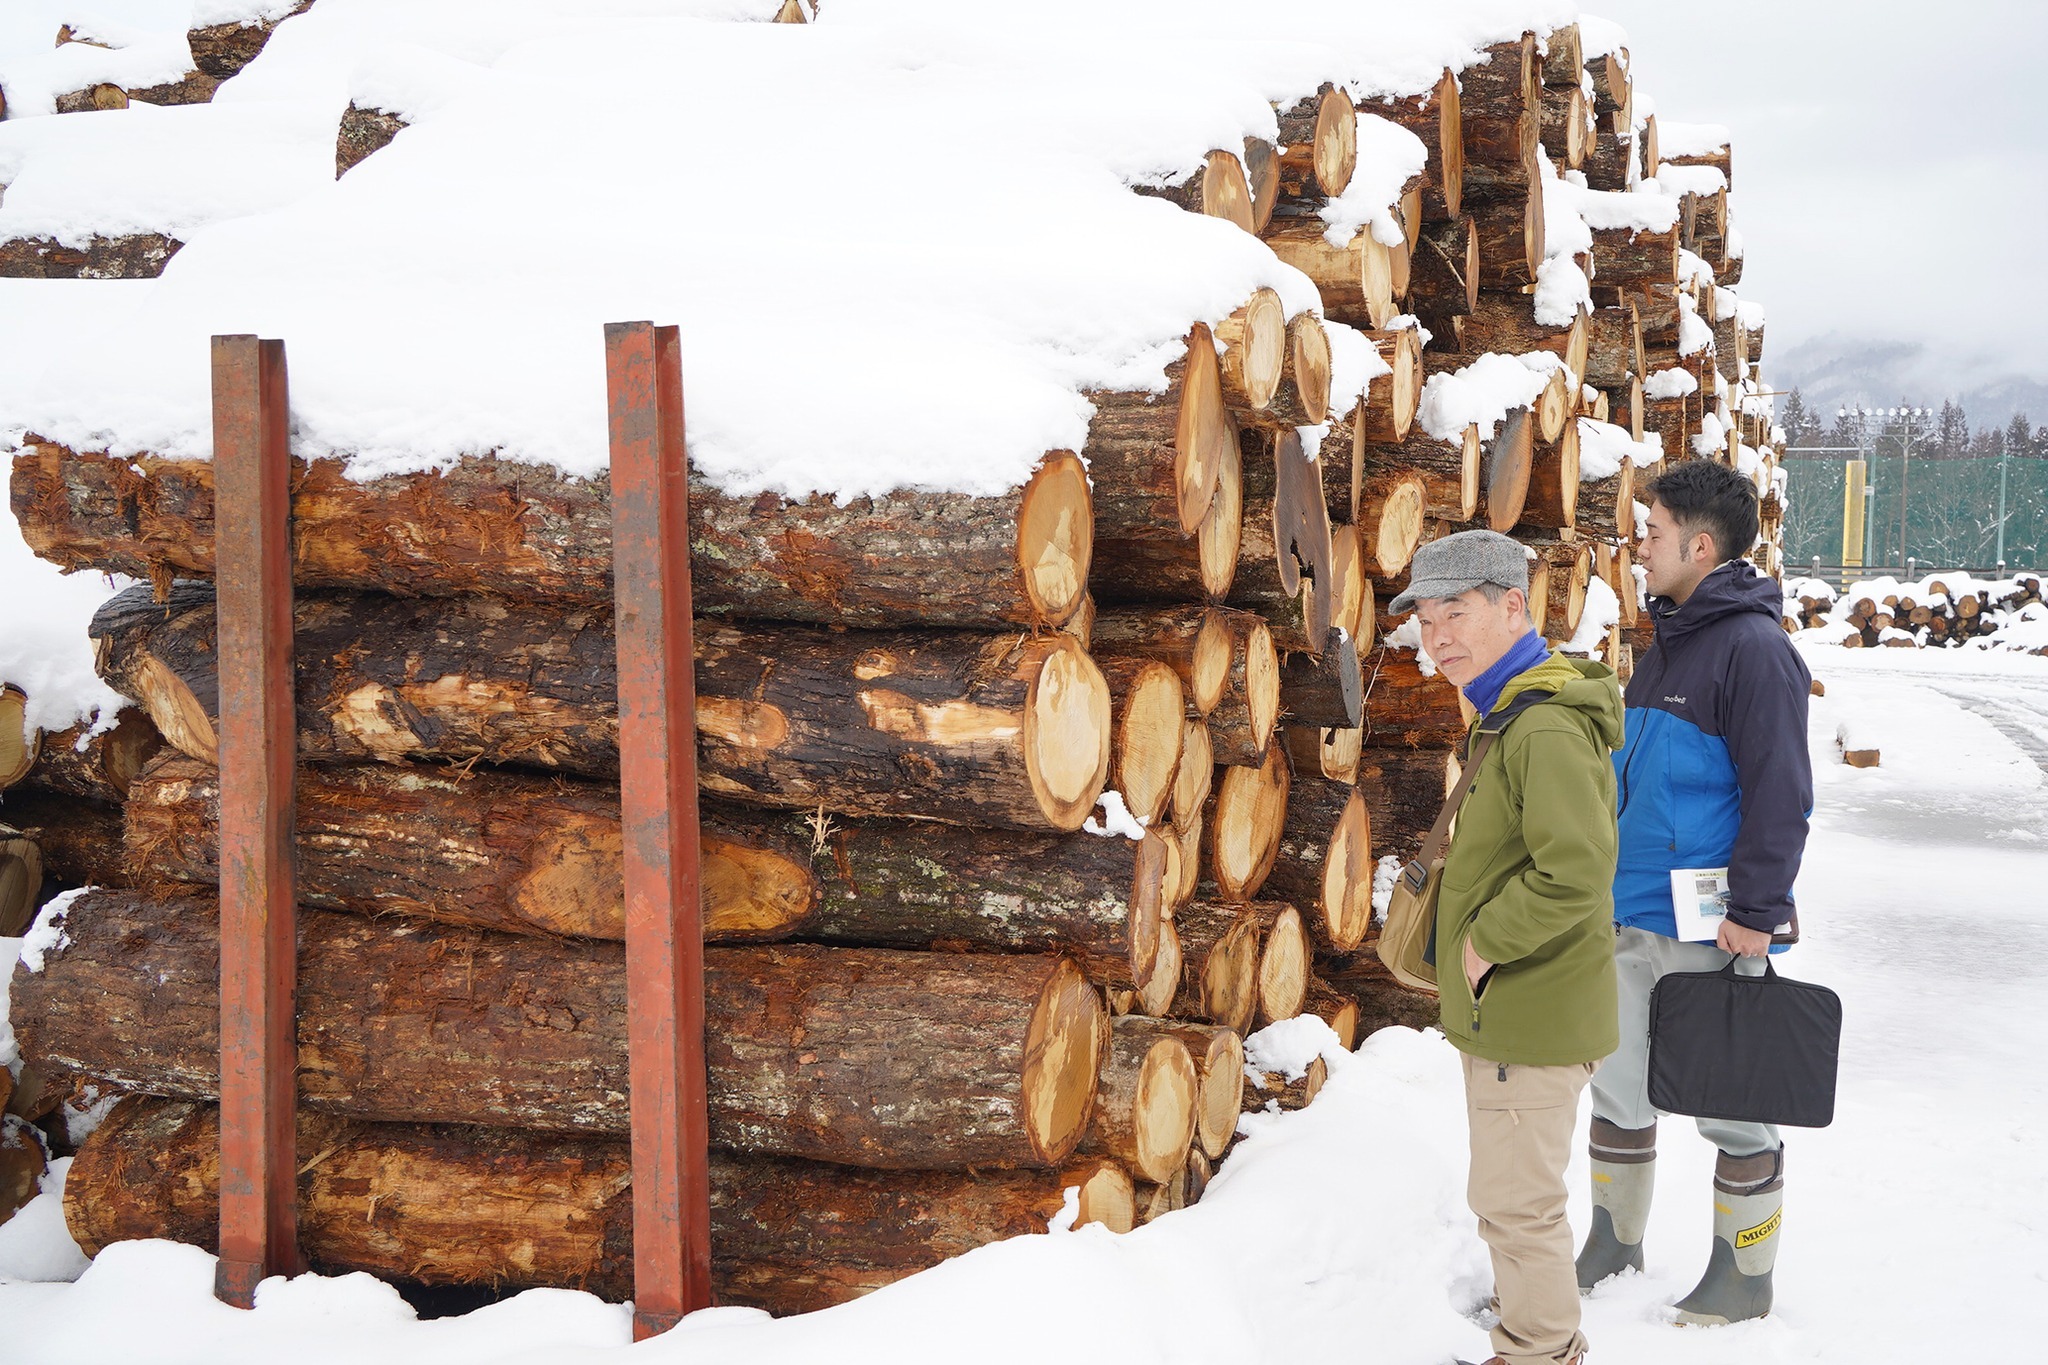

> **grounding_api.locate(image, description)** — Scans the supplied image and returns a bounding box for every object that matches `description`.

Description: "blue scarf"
[1460,629,1551,719]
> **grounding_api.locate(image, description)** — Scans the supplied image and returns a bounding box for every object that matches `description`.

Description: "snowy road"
[4,646,2047,1364]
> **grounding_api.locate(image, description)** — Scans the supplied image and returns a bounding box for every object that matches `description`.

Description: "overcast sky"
[1592,0,2048,403]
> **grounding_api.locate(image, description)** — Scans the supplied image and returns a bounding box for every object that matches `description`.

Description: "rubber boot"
[1576,1118,1655,1291]
[1673,1146,1783,1326]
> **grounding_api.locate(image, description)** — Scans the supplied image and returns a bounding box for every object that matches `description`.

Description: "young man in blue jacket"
[1574,461,1812,1325]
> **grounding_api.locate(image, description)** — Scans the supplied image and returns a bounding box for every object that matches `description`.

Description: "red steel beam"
[606,320,714,1337]
[210,334,305,1305]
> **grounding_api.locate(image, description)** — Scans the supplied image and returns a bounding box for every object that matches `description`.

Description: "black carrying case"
[1647,960,1843,1128]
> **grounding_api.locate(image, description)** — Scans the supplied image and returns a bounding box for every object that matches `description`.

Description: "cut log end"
[1018,452,1094,627]
[1023,958,1110,1165]
[1207,744,1289,901]
[1320,787,1375,952]
[1192,1028,1245,1159]
[0,832,43,937]
[1256,904,1311,1026]
[1071,1161,1136,1234]
[1024,641,1114,830]
[0,687,34,788]
[1314,86,1359,196]
[1216,289,1286,412]
[1174,323,1232,533]
[1288,313,1333,427]
[1111,661,1186,826]
[1130,1037,1200,1184]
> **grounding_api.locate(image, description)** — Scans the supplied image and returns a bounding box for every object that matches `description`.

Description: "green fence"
[1782,451,2048,574]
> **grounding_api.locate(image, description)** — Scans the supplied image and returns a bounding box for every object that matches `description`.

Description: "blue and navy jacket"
[1613,560,1813,938]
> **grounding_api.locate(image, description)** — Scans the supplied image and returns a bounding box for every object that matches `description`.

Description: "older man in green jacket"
[1392,529,1623,1365]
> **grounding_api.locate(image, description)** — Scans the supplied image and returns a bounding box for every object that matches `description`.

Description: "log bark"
[1469,176,1545,290]
[1167,902,1262,1034]
[12,891,1107,1170]
[1454,298,1588,381]
[1460,109,1540,205]
[1076,1016,1199,1184]
[1085,323,1233,534]
[1091,606,1234,719]
[1242,1056,1327,1114]
[1278,628,1362,729]
[1361,649,1468,750]
[1591,224,1679,289]
[1204,743,1289,902]
[1539,83,1588,170]
[1517,415,1582,531]
[187,3,313,79]
[1362,424,1481,523]
[1089,412,1240,604]
[1263,773,1373,954]
[1585,304,1645,389]
[1406,216,1478,342]
[1577,454,1635,541]
[1582,127,1633,193]
[0,234,181,279]
[12,443,1093,629]
[1367,72,1462,221]
[65,1096,1133,1315]
[91,583,1110,832]
[336,104,407,175]
[1265,221,1395,330]
[12,710,163,803]
[1353,745,1456,855]
[0,791,124,897]
[1283,722,1362,785]
[1202,607,1281,768]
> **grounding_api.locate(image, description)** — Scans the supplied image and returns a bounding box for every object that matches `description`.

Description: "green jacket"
[1435,651,1624,1066]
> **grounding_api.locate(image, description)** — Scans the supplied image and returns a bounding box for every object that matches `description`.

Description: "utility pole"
[1996,442,2011,569]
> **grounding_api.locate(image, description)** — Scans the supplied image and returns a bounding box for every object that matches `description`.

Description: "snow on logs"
[13,890,1108,1171]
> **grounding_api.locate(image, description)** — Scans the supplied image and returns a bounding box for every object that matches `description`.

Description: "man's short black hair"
[1644,460,1758,565]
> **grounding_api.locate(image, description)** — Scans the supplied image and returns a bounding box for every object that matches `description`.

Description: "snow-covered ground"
[2,642,2043,1362]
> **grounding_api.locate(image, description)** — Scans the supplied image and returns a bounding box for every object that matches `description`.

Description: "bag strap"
[1400,687,1556,891]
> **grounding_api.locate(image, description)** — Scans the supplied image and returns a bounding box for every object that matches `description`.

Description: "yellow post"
[1841,459,1866,569]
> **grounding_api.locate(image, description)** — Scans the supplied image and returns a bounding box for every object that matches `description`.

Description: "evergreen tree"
[1780,388,1811,445]
[1935,399,1968,460]
[2007,412,2033,455]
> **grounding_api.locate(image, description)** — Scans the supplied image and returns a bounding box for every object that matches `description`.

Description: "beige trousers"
[1462,1052,1595,1365]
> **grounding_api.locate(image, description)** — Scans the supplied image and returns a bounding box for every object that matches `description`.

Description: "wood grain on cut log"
[1362,650,1469,750]
[1363,424,1480,523]
[799,815,1172,998]
[1599,539,1639,627]
[1370,71,1462,221]
[1138,149,1255,233]
[1283,722,1362,785]
[1168,902,1261,1035]
[1326,525,1369,645]
[1092,605,1237,720]
[1171,719,1214,830]
[1577,450,1635,541]
[1243,137,1280,234]
[1231,440,1336,657]
[1540,83,1589,170]
[1517,414,1582,531]
[1213,288,1286,414]
[1266,220,1395,330]
[1303,978,1362,1051]
[1265,773,1373,954]
[1077,1016,1199,1184]
[0,234,181,279]
[0,790,124,894]
[1090,412,1240,604]
[1276,85,1358,199]
[13,444,1093,628]
[1097,657,1186,826]
[67,1097,1134,1316]
[1245,902,1311,1025]
[1279,628,1362,729]
[0,686,31,788]
[11,710,163,802]
[13,891,1106,1170]
[1474,407,1535,533]
[1085,323,1232,534]
[1359,326,1425,446]
[1529,556,1553,636]
[336,104,407,175]
[1354,744,1456,855]
[1135,917,1184,1017]
[1355,471,1428,578]
[1533,540,1594,637]
[1134,1022,1243,1160]
[1205,742,1289,901]
[1203,608,1281,768]
[91,583,1110,831]
[1261,311,1333,429]
[1136,1169,1188,1224]
[0,827,41,937]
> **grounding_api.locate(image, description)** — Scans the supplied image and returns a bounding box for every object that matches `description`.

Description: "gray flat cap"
[1388,529,1530,614]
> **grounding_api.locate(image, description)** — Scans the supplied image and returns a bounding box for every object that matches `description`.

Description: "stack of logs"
[3,18,1786,1313]
[1784,573,2048,649]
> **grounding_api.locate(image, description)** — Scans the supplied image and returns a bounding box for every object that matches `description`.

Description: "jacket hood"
[1649,559,1782,644]
[1491,651,1626,752]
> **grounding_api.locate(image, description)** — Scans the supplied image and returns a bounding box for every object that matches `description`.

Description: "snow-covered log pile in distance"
[1,0,1787,1314]
[1784,572,2048,653]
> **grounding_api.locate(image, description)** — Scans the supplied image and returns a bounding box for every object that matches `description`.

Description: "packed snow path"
[3,646,2043,1362]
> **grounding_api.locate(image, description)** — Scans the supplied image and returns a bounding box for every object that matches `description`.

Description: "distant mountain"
[1768,334,2048,430]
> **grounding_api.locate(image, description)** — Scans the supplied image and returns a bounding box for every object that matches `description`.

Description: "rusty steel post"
[210,334,305,1305]
[605,320,714,1337]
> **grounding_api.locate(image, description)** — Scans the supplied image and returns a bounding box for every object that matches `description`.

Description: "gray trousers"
[1589,926,1781,1157]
